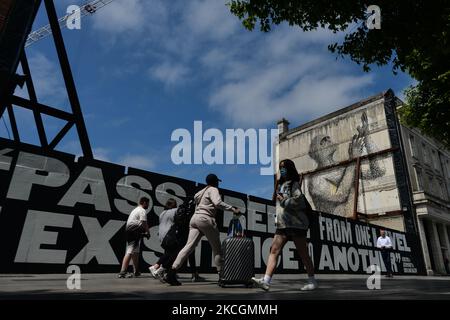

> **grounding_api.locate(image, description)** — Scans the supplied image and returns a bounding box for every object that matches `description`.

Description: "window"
[422,143,429,164]
[438,181,445,200]
[415,168,423,191]
[447,160,450,179]
[427,174,434,193]
[432,150,440,171]
[409,134,417,158]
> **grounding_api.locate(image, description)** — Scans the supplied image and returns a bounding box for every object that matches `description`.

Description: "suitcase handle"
[227,217,244,238]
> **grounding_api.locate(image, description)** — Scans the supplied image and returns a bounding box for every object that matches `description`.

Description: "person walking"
[252,159,317,291]
[150,198,206,283]
[377,229,393,277]
[118,197,150,278]
[149,198,178,281]
[164,174,240,286]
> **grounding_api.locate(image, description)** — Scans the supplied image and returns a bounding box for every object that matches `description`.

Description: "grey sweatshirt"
[194,186,233,218]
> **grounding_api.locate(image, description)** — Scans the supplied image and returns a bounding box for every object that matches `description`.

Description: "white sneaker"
[155,268,167,283]
[251,277,270,291]
[149,265,158,279]
[300,280,318,291]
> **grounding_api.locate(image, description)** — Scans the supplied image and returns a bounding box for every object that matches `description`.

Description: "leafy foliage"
[228,0,450,147]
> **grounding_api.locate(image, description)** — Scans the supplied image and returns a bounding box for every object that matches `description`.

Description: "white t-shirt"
[158,208,177,243]
[126,206,147,230]
[377,236,392,249]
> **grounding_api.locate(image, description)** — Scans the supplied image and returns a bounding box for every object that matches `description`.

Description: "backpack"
[161,198,195,250]
[174,197,195,226]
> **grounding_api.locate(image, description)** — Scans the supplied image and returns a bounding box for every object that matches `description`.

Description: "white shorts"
[125,228,142,254]
[126,238,141,254]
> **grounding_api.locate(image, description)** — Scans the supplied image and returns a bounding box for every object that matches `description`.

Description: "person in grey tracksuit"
[165,173,240,286]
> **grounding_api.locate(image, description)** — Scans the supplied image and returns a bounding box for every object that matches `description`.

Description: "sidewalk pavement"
[0,273,449,300]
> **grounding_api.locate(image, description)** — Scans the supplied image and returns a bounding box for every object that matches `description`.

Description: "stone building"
[276,89,450,275]
[400,123,450,275]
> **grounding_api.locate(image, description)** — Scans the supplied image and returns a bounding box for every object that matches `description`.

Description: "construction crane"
[25,0,114,47]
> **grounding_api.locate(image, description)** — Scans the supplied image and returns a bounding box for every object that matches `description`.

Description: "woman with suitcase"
[252,159,318,291]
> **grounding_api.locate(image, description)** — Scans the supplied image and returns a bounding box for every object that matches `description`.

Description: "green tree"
[228,0,450,147]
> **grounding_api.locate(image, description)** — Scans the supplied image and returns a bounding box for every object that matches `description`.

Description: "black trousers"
[158,245,196,272]
[381,249,392,274]
[158,246,179,269]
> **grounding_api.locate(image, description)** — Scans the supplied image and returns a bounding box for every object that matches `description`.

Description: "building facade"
[400,124,450,275]
[276,89,450,275]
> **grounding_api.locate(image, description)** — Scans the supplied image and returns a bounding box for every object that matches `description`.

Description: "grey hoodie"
[194,186,233,218]
[276,180,309,230]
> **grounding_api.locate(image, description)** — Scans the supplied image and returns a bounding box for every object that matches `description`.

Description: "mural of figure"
[307,112,386,217]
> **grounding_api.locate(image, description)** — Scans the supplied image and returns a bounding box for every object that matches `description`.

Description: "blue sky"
[0,0,415,199]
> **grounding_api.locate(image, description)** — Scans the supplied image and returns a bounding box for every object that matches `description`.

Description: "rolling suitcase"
[218,217,254,288]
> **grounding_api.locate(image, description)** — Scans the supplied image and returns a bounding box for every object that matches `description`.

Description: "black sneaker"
[134,272,141,277]
[118,271,127,278]
[165,269,182,286]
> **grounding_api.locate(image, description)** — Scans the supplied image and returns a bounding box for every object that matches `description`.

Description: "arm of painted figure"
[360,145,386,180]
[308,164,357,206]
[309,134,363,205]
[324,131,366,202]
[358,112,386,180]
[325,132,363,202]
[329,164,358,203]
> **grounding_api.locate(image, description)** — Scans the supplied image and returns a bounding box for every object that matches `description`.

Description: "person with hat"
[164,174,240,286]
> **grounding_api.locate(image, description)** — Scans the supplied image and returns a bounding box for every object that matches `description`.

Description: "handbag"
[288,174,313,222]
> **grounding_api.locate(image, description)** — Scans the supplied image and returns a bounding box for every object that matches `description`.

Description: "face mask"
[280,168,287,177]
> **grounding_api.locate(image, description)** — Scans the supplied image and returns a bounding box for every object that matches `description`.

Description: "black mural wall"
[0,138,425,275]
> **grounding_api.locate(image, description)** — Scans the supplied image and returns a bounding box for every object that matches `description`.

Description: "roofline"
[282,89,396,137]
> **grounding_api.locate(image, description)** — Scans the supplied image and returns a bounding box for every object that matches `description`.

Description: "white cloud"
[107,117,131,128]
[183,0,238,41]
[149,62,189,86]
[207,26,373,127]
[92,0,147,34]
[63,145,155,170]
[93,147,112,162]
[118,154,155,170]
[16,52,66,105]
[91,0,377,127]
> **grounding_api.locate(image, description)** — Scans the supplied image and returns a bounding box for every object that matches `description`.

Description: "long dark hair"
[272,159,300,201]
